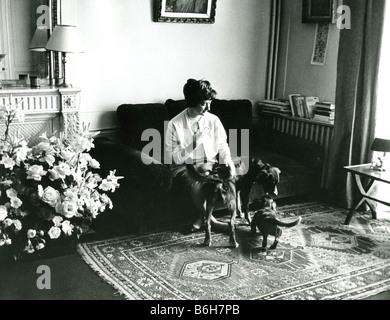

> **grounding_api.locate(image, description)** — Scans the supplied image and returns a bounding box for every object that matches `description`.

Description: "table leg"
[366,199,378,219]
[344,175,377,225]
[345,198,365,225]
[345,209,354,225]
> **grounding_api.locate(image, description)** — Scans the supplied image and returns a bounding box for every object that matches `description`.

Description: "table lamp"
[45,25,84,88]
[29,27,49,52]
[370,138,390,171]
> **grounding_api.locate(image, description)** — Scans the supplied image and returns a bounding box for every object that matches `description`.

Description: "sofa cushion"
[210,99,252,131]
[117,103,168,151]
[212,99,253,157]
[91,137,172,231]
[165,99,187,119]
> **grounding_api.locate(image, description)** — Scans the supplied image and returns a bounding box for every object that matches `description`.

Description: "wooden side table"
[344,164,390,225]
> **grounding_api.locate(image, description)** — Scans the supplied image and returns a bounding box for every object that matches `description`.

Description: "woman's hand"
[225,158,236,178]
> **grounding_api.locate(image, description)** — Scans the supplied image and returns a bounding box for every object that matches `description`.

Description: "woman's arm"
[216,119,235,176]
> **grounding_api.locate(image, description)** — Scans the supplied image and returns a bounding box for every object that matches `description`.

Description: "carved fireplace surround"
[0,87,81,145]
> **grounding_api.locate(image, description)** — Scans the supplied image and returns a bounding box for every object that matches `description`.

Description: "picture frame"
[311,22,330,66]
[302,0,336,23]
[154,0,217,24]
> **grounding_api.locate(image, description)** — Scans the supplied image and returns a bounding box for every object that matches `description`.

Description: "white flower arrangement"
[0,95,122,259]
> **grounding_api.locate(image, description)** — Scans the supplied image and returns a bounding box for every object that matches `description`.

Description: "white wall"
[61,0,272,131]
[275,0,340,102]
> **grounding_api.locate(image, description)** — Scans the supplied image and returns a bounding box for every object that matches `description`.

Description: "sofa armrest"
[91,137,172,193]
[90,137,173,231]
[117,103,168,151]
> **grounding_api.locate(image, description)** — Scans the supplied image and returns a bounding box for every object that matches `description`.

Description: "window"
[374,2,390,217]
[376,3,390,140]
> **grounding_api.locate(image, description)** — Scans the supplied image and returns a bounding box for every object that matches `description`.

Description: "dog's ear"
[251,158,257,167]
[270,167,281,183]
[216,183,224,191]
[257,159,265,168]
[216,181,236,203]
[259,168,269,181]
[252,157,264,167]
[216,183,227,201]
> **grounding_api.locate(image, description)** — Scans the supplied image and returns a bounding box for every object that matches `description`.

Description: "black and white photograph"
[155,0,217,23]
[0,0,390,309]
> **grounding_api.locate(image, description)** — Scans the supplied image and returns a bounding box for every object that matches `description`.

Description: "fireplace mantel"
[0,87,81,145]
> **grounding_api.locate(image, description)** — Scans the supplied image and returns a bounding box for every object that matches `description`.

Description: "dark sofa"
[91,99,324,233]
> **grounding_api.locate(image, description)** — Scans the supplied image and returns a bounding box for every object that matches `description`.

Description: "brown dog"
[235,158,281,224]
[186,163,239,248]
[250,195,301,251]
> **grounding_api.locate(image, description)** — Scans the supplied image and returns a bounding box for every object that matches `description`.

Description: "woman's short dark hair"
[183,79,217,108]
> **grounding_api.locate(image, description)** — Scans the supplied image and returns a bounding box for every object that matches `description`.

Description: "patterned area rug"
[77,202,390,300]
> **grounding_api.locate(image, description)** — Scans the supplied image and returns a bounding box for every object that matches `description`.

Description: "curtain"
[325,0,386,208]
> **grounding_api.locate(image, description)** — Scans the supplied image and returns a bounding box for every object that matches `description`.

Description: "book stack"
[258,98,292,116]
[288,94,319,119]
[312,102,335,124]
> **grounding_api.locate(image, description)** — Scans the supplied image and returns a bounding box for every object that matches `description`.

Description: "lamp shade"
[29,27,49,52]
[45,25,84,53]
[371,138,390,153]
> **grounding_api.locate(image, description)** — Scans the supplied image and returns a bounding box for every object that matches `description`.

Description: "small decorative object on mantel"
[0,95,123,262]
[0,54,6,89]
[154,0,217,23]
[30,76,41,88]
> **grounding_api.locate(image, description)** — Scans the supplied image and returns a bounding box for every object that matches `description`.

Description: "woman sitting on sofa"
[165,78,236,231]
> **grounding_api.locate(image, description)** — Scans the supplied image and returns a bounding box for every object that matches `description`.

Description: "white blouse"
[165,109,232,176]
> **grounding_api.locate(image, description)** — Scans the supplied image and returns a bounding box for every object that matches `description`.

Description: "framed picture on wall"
[302,0,336,23]
[311,23,330,66]
[154,0,217,23]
